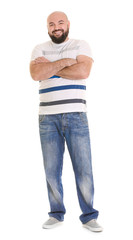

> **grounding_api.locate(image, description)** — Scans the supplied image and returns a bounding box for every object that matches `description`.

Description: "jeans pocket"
[79,112,88,126]
[39,115,45,123]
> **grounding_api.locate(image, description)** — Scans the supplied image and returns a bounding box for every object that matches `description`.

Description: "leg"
[65,112,99,224]
[39,114,66,221]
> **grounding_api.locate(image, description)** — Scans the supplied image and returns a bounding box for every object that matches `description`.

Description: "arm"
[57,55,94,80]
[29,57,77,81]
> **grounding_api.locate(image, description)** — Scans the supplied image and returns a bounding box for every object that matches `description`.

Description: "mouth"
[53,30,63,36]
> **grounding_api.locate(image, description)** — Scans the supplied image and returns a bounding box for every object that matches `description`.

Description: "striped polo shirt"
[31,39,93,115]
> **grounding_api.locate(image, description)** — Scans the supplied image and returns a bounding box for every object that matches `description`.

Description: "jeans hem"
[48,213,64,222]
[81,217,98,224]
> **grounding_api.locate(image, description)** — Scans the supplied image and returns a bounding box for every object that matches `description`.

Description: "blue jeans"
[39,112,99,224]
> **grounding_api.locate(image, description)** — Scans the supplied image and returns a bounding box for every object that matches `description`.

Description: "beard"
[48,27,69,44]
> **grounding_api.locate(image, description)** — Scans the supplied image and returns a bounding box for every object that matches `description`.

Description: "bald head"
[47,11,70,44]
[47,11,69,25]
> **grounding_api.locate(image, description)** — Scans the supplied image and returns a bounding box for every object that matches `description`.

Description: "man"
[30,11,103,232]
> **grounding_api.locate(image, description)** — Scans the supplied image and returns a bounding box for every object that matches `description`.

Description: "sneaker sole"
[83,224,103,232]
[42,221,63,229]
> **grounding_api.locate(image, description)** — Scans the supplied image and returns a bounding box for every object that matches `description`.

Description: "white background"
[0,0,133,239]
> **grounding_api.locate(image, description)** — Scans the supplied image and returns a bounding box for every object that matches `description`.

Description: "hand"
[67,58,77,66]
[34,56,50,64]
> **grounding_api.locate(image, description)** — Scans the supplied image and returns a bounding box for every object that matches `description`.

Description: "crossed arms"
[29,55,93,81]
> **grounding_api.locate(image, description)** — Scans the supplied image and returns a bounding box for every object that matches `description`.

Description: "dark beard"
[48,27,69,44]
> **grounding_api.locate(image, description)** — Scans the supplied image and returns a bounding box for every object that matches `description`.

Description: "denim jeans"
[39,112,99,224]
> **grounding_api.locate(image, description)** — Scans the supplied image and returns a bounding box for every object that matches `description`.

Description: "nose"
[53,27,63,34]
[54,24,59,30]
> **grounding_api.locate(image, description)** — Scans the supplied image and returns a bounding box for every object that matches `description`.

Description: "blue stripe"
[49,75,61,79]
[39,85,86,94]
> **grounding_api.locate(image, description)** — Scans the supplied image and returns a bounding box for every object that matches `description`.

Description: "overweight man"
[30,11,103,232]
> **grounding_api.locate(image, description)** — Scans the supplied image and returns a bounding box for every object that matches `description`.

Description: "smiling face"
[47,11,70,44]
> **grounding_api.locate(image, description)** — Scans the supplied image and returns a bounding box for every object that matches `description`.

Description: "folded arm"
[29,55,93,81]
[56,55,94,80]
[29,57,77,81]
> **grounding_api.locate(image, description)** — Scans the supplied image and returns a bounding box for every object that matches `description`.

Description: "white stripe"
[39,89,87,102]
[39,103,87,115]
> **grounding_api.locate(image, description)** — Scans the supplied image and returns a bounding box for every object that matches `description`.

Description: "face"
[47,12,70,44]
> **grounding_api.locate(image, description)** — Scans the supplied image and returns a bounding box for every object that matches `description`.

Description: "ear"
[68,20,70,28]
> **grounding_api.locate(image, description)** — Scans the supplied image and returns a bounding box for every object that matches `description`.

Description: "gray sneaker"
[42,217,63,229]
[83,219,103,232]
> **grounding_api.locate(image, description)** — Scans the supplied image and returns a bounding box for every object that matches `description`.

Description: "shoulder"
[69,39,91,49]
[30,41,52,61]
[72,39,93,59]
[32,40,51,50]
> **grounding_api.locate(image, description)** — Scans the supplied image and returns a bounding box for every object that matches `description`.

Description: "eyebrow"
[49,20,64,25]
[49,22,54,25]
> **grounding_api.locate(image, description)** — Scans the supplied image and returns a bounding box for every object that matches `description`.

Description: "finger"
[35,58,47,63]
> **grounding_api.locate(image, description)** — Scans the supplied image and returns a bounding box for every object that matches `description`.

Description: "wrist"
[61,58,77,68]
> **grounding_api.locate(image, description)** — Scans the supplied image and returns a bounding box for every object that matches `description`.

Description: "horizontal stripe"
[40,99,86,106]
[39,85,86,94]
[49,75,61,79]
[39,103,87,114]
[39,88,86,102]
[42,46,79,55]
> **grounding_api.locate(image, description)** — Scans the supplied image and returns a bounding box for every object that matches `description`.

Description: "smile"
[53,30,63,35]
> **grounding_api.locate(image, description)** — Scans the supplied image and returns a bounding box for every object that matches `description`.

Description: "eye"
[59,21,64,25]
[49,23,54,27]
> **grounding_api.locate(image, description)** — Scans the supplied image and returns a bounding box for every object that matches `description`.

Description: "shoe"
[83,219,103,232]
[42,217,63,229]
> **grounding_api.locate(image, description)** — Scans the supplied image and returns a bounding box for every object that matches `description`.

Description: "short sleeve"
[30,44,43,61]
[77,40,93,60]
